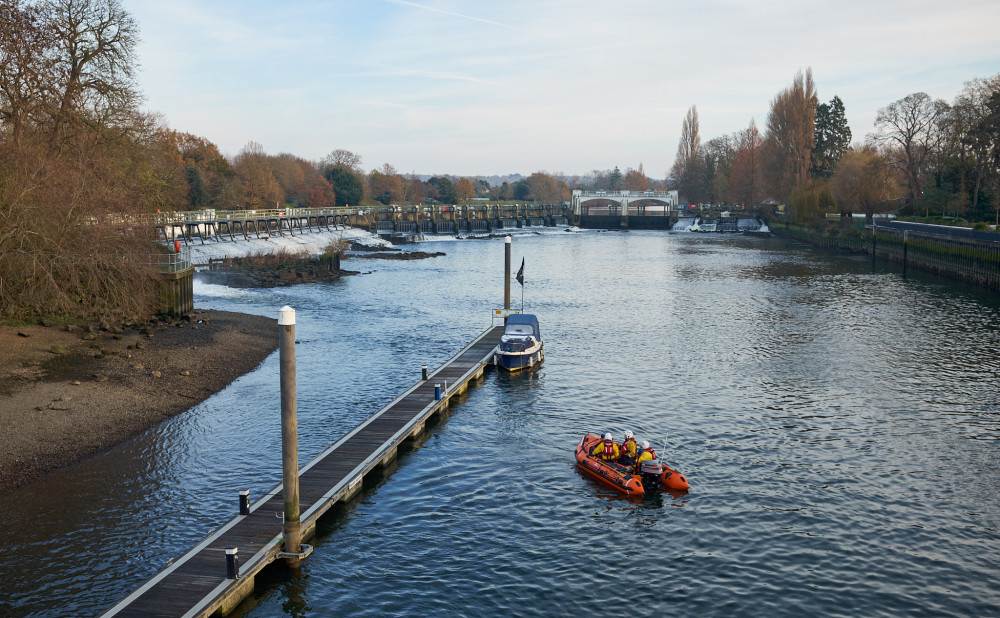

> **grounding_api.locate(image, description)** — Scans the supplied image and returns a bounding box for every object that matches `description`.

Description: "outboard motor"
[639,459,663,491]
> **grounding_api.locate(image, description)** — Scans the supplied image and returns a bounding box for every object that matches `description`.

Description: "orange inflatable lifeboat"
[575,434,690,496]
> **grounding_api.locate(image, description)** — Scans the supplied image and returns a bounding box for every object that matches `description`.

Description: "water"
[3,230,1000,617]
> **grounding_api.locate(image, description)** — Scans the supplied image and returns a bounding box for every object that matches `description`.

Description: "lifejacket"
[597,440,618,460]
[621,438,637,458]
[636,448,657,467]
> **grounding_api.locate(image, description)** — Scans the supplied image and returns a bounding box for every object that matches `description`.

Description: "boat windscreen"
[504,324,534,335]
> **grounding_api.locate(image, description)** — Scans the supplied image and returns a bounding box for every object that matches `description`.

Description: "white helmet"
[624,430,634,441]
[603,432,613,441]
[640,440,650,450]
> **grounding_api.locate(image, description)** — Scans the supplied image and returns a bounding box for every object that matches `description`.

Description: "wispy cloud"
[385,0,519,30]
[359,64,497,86]
[131,0,1000,176]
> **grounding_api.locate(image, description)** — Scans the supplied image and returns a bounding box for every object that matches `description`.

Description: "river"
[2,229,999,617]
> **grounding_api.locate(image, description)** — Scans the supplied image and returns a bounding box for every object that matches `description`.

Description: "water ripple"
[4,232,1000,617]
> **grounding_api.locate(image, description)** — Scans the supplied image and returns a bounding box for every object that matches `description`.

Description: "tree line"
[0,0,586,322]
[669,69,1000,227]
[4,1,998,322]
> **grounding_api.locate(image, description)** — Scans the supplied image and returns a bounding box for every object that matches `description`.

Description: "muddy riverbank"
[0,310,277,494]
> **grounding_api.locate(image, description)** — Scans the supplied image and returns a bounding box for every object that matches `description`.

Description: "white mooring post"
[278,305,302,566]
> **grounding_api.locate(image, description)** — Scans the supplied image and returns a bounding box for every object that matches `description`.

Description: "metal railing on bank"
[148,247,192,273]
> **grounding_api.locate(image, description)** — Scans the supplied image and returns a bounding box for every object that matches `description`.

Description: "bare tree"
[231,141,282,208]
[320,148,363,172]
[0,0,57,143]
[729,119,763,208]
[944,75,1000,216]
[671,105,703,202]
[831,146,901,223]
[762,69,817,202]
[702,135,735,205]
[368,163,403,204]
[869,91,948,212]
[42,0,140,137]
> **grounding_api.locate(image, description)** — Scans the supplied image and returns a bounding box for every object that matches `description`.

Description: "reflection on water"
[2,231,1000,617]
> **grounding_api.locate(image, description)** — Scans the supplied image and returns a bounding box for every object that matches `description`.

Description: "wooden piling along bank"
[773,223,1000,291]
[157,268,194,316]
[102,325,505,618]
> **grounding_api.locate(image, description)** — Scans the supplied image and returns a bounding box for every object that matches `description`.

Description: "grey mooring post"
[278,305,302,566]
[504,236,511,312]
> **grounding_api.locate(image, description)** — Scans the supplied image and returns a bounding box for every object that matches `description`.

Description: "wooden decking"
[102,325,504,618]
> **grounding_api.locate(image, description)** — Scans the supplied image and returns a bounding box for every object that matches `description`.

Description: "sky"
[128,0,1000,178]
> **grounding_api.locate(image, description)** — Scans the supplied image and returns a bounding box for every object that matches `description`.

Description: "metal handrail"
[148,247,192,273]
[575,190,677,197]
[130,207,359,226]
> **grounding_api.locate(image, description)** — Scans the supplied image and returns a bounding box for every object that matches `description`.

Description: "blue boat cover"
[504,313,540,339]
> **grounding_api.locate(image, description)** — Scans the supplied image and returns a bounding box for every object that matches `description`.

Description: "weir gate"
[572,190,679,230]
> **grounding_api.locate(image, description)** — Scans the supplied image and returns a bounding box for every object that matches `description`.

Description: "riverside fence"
[773,222,1000,291]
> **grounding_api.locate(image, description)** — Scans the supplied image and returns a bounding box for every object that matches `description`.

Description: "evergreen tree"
[497,180,512,200]
[973,91,1000,225]
[324,165,364,207]
[609,166,623,190]
[427,176,457,204]
[512,178,532,200]
[186,166,208,208]
[812,96,852,178]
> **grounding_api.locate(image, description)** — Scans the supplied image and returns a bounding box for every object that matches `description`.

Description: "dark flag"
[516,258,524,286]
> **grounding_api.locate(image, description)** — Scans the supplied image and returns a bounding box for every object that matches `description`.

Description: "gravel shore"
[0,310,277,494]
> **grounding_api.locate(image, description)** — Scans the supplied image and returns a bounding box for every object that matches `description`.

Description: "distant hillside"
[409,173,524,187]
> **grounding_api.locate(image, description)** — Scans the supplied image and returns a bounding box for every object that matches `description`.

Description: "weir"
[148,204,576,245]
[150,207,361,245]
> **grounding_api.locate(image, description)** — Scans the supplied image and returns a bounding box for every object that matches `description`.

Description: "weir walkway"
[102,325,505,617]
[149,207,360,245]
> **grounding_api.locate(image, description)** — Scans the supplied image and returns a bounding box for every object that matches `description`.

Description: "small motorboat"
[575,434,689,497]
[495,313,544,373]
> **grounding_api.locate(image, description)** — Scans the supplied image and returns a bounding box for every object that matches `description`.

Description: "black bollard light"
[422,365,428,381]
[225,547,239,579]
[239,490,250,515]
